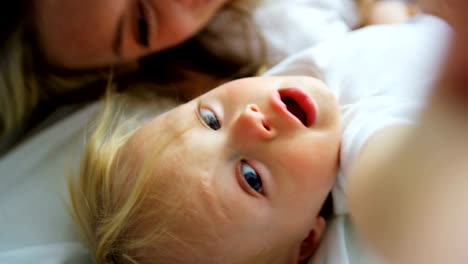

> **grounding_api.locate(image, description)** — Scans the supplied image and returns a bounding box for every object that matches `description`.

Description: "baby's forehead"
[131,102,195,141]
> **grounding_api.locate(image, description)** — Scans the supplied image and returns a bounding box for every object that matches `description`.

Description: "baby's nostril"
[250,105,259,112]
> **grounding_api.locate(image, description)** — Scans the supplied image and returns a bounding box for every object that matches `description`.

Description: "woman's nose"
[230,104,275,142]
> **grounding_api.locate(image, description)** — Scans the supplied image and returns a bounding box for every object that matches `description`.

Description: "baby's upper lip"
[271,88,317,128]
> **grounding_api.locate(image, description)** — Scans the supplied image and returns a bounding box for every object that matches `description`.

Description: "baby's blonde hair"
[68,89,201,263]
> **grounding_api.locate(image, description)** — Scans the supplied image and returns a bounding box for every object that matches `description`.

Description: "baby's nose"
[231,104,275,142]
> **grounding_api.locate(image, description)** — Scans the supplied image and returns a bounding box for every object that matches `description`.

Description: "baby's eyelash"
[238,160,264,195]
[199,107,221,130]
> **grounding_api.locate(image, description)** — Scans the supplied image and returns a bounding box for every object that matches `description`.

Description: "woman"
[0,0,248,152]
[1,0,410,153]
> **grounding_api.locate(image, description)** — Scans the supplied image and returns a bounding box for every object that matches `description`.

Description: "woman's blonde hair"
[0,25,125,144]
[0,27,40,140]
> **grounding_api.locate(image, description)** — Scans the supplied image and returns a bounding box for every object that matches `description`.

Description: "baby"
[70,76,341,264]
[70,7,451,264]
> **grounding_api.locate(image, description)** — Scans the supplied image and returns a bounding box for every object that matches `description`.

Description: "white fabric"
[199,0,359,68]
[0,104,97,263]
[0,98,177,263]
[310,214,381,264]
[265,15,452,263]
[0,243,89,264]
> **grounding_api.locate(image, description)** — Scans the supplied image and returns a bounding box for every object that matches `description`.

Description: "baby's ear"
[297,216,326,263]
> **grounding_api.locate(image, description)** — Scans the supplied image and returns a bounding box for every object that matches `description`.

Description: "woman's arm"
[347,1,468,262]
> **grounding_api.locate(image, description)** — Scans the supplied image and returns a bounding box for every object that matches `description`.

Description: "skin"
[359,0,419,26]
[130,76,341,262]
[33,0,231,69]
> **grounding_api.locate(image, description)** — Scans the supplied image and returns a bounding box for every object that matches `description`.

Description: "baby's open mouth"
[278,88,316,127]
[281,96,308,126]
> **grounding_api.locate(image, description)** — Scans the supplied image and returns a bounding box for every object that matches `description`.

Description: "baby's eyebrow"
[112,16,124,57]
[163,103,201,141]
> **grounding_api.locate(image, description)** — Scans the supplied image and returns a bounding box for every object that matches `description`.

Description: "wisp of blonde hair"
[68,88,206,263]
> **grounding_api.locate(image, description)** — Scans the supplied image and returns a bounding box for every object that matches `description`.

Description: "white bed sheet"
[199,0,358,67]
[0,103,98,263]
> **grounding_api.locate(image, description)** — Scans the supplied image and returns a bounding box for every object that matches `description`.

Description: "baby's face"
[132,76,341,261]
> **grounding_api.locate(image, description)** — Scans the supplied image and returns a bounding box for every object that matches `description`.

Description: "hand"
[349,1,468,263]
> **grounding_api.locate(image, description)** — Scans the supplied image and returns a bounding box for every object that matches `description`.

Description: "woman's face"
[33,0,231,69]
[130,76,341,261]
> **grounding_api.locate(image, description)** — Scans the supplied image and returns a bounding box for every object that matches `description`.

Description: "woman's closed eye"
[136,0,150,47]
[239,161,263,194]
[200,108,221,130]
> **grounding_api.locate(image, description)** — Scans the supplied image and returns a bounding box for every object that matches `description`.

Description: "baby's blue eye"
[200,108,221,130]
[240,161,263,193]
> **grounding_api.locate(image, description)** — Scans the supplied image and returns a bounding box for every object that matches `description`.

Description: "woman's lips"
[271,88,317,127]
